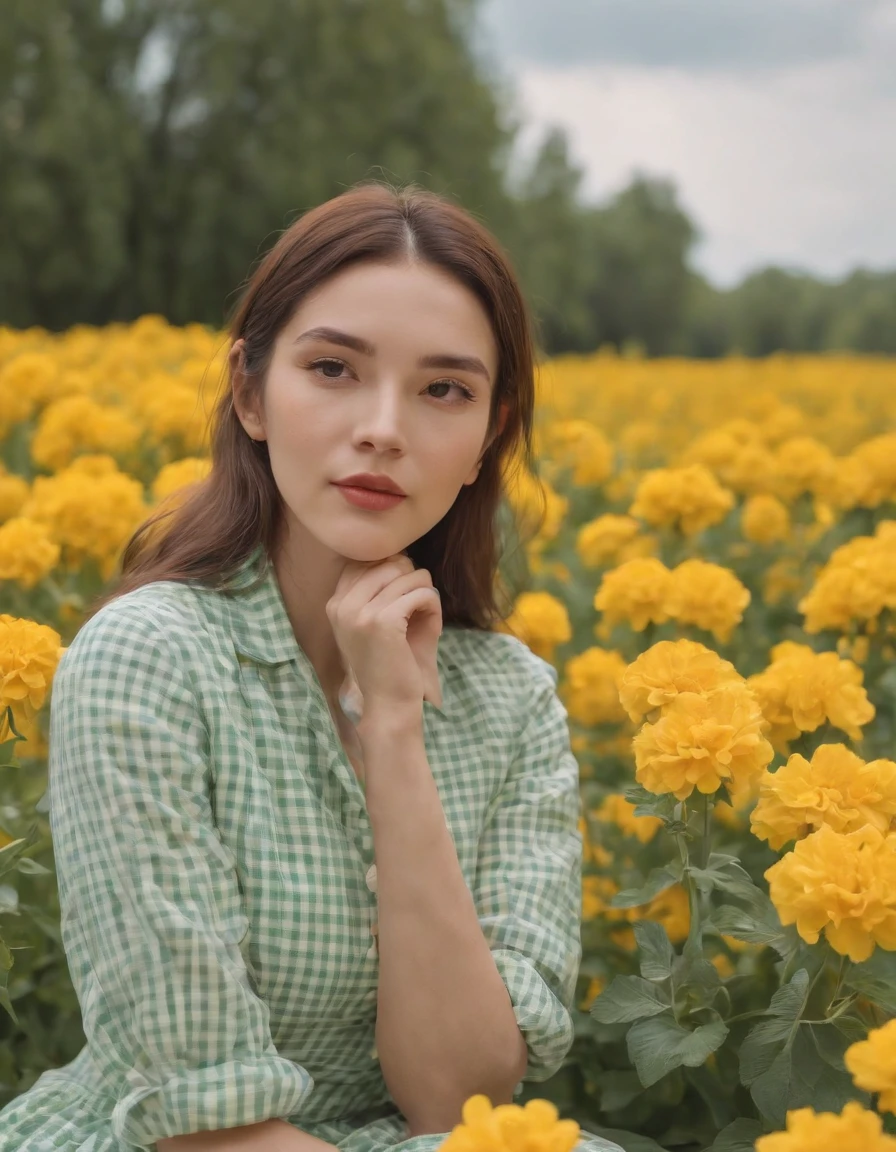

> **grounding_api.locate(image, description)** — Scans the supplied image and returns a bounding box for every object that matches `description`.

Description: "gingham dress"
[0,546,622,1152]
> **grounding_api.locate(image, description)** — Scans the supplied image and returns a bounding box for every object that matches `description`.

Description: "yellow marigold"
[0,615,65,742]
[22,463,147,581]
[560,647,627,726]
[762,558,804,607]
[576,514,641,568]
[774,435,836,501]
[0,351,55,435]
[633,684,773,802]
[765,823,896,962]
[665,559,751,643]
[504,466,568,545]
[593,557,672,634]
[582,875,619,920]
[0,518,61,589]
[0,470,29,523]
[747,643,875,750]
[152,457,212,503]
[540,419,614,487]
[579,976,606,1011]
[741,493,791,545]
[751,744,896,850]
[440,1094,580,1152]
[627,883,691,944]
[851,433,896,507]
[618,639,740,723]
[595,793,662,843]
[724,441,779,497]
[755,1102,896,1152]
[629,463,735,536]
[845,1020,896,1112]
[799,527,896,633]
[502,592,571,661]
[30,394,142,471]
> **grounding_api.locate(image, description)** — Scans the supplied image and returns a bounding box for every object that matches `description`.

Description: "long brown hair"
[91,181,544,630]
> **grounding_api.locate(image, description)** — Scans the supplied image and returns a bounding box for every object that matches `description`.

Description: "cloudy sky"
[475,0,896,285]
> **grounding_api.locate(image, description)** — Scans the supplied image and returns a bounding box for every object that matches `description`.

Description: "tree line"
[2,0,893,357]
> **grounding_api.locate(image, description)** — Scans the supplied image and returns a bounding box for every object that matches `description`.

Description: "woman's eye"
[309,358,347,379]
[427,380,476,404]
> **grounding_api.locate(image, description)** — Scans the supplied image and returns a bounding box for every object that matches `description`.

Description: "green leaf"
[15,857,51,876]
[690,853,765,905]
[596,1069,644,1112]
[740,970,811,1086]
[0,961,17,1026]
[0,824,39,880]
[582,1126,666,1152]
[610,866,682,909]
[0,884,18,914]
[673,953,724,1014]
[712,903,799,959]
[0,936,11,972]
[627,1013,729,1088]
[622,784,679,823]
[832,1016,869,1045]
[591,975,672,1023]
[845,950,896,1013]
[634,920,674,982]
[709,1119,765,1151]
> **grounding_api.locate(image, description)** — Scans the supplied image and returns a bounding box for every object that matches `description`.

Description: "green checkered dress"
[0,547,622,1152]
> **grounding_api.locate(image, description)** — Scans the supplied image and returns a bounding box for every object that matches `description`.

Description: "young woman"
[0,184,622,1152]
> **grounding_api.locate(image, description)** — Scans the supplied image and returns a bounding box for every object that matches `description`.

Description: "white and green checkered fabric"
[0,546,623,1152]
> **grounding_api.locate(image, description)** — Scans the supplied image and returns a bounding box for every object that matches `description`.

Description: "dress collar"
[217,546,463,719]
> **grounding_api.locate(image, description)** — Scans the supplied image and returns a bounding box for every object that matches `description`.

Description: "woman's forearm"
[156,1118,340,1152]
[358,706,528,1135]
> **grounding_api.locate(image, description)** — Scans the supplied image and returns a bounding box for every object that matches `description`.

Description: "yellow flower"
[439,1094,580,1152]
[152,457,212,503]
[504,465,568,546]
[845,1020,896,1112]
[630,463,735,536]
[576,514,641,568]
[751,744,896,850]
[774,436,837,501]
[595,794,662,843]
[0,468,29,523]
[502,592,571,662]
[30,394,141,471]
[627,883,691,944]
[579,976,605,1010]
[0,615,65,742]
[741,493,791,545]
[582,875,619,919]
[755,1102,896,1152]
[633,684,773,802]
[618,639,740,723]
[665,560,751,643]
[594,558,672,634]
[22,462,147,581]
[765,823,896,962]
[0,518,61,589]
[747,643,875,750]
[560,647,627,726]
[540,419,614,487]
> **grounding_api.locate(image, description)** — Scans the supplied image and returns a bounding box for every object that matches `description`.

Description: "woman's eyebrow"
[293,326,491,382]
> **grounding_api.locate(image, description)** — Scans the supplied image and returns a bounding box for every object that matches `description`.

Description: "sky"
[475,0,896,286]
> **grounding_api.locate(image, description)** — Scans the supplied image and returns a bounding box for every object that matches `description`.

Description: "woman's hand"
[327,553,443,721]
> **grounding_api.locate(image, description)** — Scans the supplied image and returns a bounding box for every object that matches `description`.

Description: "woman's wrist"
[356,699,424,747]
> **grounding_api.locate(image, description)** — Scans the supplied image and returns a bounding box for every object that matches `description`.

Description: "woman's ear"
[230,339,267,442]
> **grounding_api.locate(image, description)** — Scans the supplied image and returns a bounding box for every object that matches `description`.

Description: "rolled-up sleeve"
[47,600,314,1149]
[473,648,583,1085]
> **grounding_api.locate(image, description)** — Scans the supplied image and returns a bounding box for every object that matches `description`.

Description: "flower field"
[3,320,896,1150]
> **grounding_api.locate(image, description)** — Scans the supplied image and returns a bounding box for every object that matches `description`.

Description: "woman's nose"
[353,385,406,450]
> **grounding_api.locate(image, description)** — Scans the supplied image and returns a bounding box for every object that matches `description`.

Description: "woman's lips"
[333,484,407,511]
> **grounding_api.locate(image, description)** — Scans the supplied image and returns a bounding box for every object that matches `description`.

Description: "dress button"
[365,864,377,893]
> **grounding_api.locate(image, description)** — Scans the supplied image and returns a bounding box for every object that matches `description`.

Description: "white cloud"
[487,3,896,284]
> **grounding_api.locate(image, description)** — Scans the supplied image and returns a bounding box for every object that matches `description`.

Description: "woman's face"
[232,259,506,563]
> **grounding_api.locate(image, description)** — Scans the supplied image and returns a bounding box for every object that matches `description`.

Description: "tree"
[0,0,515,328]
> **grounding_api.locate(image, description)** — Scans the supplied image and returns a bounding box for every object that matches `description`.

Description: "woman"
[0,184,622,1152]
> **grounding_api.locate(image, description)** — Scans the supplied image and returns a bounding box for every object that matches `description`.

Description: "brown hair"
[90,181,543,630]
